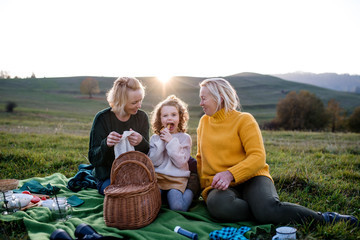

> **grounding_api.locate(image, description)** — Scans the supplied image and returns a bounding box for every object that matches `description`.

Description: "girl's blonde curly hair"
[151,95,189,135]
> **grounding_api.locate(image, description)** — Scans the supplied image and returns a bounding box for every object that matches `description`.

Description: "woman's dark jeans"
[206,176,324,225]
[96,178,110,195]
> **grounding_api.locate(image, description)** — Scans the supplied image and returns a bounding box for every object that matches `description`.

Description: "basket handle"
[111,160,153,185]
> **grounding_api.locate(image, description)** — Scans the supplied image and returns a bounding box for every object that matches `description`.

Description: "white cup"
[272,226,297,240]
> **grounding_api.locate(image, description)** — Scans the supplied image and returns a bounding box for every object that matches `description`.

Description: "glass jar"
[50,197,73,222]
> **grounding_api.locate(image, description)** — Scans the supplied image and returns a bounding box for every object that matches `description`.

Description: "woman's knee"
[243,176,282,223]
[207,189,250,221]
[207,189,234,208]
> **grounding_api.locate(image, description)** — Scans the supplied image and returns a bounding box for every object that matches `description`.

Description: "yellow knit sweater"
[196,108,273,201]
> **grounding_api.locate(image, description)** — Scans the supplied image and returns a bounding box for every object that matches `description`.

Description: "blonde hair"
[106,77,145,115]
[151,95,189,135]
[200,78,240,112]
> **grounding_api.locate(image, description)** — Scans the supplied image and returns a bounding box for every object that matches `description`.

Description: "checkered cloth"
[209,226,251,240]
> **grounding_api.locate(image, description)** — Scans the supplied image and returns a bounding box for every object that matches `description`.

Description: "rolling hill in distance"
[273,72,360,93]
[1,72,360,128]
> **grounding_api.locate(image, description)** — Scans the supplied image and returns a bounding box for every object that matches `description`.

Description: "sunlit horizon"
[156,76,173,84]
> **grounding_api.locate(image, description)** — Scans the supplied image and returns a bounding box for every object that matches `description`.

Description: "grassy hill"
[1,74,360,239]
[1,73,360,131]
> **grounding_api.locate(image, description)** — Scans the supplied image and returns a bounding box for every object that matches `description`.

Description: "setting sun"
[157,75,172,84]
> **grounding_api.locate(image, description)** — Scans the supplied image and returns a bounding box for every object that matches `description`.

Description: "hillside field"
[1,74,360,239]
[1,73,360,128]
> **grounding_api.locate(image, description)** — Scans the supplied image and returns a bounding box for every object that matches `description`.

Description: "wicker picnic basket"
[103,151,161,229]
[0,179,19,191]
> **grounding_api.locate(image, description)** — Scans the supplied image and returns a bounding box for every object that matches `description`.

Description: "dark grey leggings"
[206,176,324,224]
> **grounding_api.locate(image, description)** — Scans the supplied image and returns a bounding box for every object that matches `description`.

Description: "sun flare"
[157,75,172,84]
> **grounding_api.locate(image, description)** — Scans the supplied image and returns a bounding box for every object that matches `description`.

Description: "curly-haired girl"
[148,95,193,211]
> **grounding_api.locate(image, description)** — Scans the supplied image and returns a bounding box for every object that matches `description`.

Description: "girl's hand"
[211,170,234,190]
[128,128,143,146]
[160,127,172,143]
[107,131,122,147]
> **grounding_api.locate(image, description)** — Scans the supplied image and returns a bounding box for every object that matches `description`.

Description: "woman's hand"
[106,131,122,147]
[159,127,172,143]
[128,128,143,146]
[211,170,234,190]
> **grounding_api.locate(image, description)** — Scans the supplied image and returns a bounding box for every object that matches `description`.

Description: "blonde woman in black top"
[88,77,150,195]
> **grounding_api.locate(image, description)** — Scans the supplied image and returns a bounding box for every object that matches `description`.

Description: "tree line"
[0,70,36,79]
[262,90,360,133]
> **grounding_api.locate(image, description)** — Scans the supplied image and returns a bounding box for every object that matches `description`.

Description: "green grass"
[0,132,88,179]
[1,113,360,239]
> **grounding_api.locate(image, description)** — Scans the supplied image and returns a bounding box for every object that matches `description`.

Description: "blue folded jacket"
[67,164,97,192]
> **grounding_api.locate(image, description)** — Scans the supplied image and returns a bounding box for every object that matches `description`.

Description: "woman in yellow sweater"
[196,78,358,226]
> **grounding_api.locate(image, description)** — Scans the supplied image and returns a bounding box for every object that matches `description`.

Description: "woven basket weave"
[0,179,19,191]
[103,151,161,229]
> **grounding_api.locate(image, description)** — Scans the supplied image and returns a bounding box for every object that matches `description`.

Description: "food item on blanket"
[22,190,31,195]
[8,193,33,208]
[21,201,41,211]
[31,196,41,203]
[31,193,50,200]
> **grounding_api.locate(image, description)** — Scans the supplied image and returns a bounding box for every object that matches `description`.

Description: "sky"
[0,0,359,79]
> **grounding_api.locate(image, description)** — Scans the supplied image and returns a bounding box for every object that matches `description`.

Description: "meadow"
[1,107,360,239]
[0,75,360,239]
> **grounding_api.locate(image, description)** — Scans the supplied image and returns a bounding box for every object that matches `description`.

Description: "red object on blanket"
[31,196,41,203]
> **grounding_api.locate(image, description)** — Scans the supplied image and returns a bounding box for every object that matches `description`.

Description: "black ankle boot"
[75,223,103,239]
[322,212,359,226]
[50,229,73,240]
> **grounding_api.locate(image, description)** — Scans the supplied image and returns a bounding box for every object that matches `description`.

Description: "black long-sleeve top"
[88,107,150,180]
